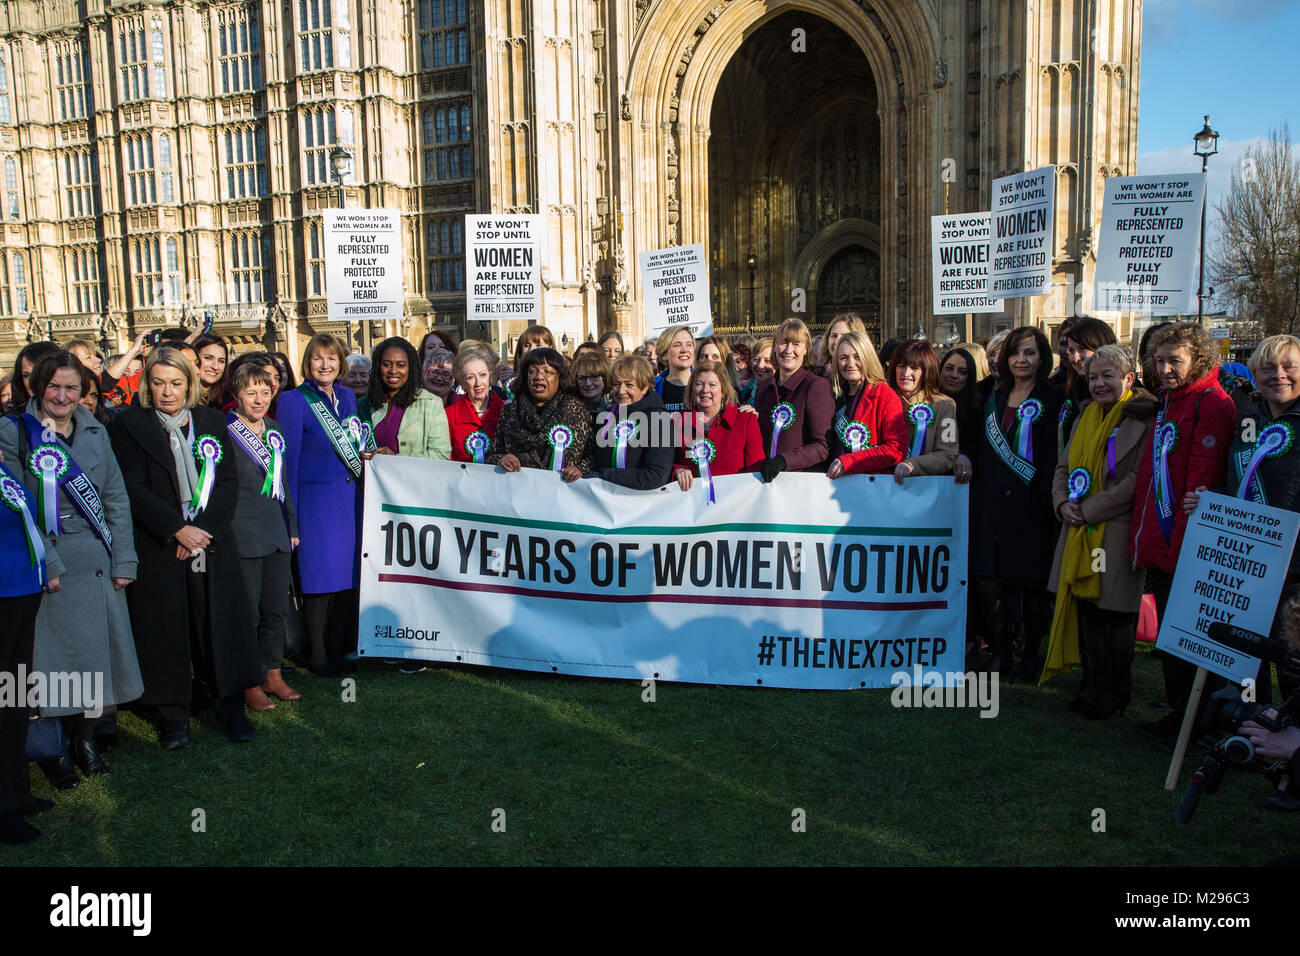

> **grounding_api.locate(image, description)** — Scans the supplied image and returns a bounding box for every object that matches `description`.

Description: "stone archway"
[624,0,938,339]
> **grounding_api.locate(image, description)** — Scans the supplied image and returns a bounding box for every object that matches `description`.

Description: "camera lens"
[1223,735,1255,764]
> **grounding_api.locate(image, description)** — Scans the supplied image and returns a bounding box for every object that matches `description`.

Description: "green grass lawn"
[9,645,1290,866]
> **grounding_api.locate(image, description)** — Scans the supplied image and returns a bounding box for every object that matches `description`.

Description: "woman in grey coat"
[0,350,142,786]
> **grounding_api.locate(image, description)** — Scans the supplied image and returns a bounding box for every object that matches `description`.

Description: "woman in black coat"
[486,348,594,478]
[969,327,1063,681]
[109,348,263,748]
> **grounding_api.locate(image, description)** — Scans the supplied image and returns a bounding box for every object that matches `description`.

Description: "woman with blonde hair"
[824,329,908,477]
[653,324,695,412]
[815,313,868,378]
[753,318,835,481]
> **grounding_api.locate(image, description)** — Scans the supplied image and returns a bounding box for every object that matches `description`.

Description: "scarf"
[157,408,196,514]
[1041,390,1133,684]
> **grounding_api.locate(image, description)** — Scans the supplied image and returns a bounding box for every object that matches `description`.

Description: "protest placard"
[989,167,1056,299]
[931,212,1005,314]
[639,243,712,338]
[466,214,543,321]
[1093,173,1206,315]
[324,209,404,322]
[1155,491,1300,684]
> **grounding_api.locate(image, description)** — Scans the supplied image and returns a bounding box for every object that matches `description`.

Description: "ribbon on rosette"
[769,402,795,458]
[189,434,224,518]
[612,419,638,469]
[548,424,573,472]
[1238,421,1294,503]
[27,444,68,535]
[262,429,286,501]
[1067,466,1092,502]
[1152,412,1178,543]
[840,421,870,453]
[688,437,717,505]
[1015,399,1042,462]
[0,471,45,584]
[908,403,934,457]
[464,430,490,464]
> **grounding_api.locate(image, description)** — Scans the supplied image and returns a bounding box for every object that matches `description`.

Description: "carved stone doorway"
[815,244,880,340]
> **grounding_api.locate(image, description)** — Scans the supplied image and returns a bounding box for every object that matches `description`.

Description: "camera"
[1174,620,1300,823]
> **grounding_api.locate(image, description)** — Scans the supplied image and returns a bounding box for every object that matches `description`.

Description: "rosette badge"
[907,402,934,457]
[263,428,287,500]
[841,421,870,453]
[769,401,795,458]
[1,475,45,580]
[548,424,573,472]
[689,437,717,505]
[464,430,490,464]
[1015,398,1042,461]
[1067,466,1092,502]
[189,434,224,518]
[28,444,69,535]
[1238,421,1295,502]
[612,419,639,468]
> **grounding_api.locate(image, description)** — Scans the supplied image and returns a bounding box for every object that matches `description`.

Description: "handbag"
[1136,592,1160,643]
[26,716,69,763]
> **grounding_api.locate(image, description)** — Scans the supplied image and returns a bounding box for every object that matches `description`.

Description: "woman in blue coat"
[274,334,367,676]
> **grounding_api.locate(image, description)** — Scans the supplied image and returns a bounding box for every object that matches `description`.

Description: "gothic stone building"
[0,0,1141,369]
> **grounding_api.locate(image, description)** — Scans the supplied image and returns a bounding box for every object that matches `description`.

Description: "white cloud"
[1138,136,1272,221]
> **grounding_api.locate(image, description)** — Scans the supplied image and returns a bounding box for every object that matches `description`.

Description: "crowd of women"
[3,312,1299,845]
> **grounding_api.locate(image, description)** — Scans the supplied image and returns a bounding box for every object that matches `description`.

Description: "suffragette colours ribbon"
[612,419,638,468]
[27,444,67,535]
[189,434,223,518]
[1152,410,1178,543]
[841,421,869,453]
[908,403,933,457]
[688,438,716,505]
[1015,399,1041,461]
[770,402,794,458]
[0,470,44,584]
[548,424,573,472]
[1237,422,1293,503]
[464,430,490,464]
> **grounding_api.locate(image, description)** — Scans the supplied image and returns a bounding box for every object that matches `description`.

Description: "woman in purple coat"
[274,334,369,676]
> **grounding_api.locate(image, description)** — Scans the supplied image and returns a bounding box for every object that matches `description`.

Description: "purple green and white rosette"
[27,444,68,535]
[770,402,795,458]
[189,434,223,517]
[548,424,573,472]
[612,419,638,469]
[1067,466,1092,503]
[464,430,490,464]
[1015,399,1042,461]
[263,428,286,500]
[1,474,45,583]
[908,403,934,457]
[1238,421,1294,502]
[1153,417,1178,541]
[841,421,870,453]
[689,437,717,505]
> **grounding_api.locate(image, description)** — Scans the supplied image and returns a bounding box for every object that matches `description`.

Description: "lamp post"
[1192,115,1219,322]
[330,145,357,351]
[745,252,756,331]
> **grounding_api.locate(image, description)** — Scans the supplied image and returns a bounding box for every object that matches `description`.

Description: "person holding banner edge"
[109,348,263,747]
[0,350,143,780]
[969,326,1063,680]
[487,347,593,481]
[274,334,370,677]
[825,329,907,478]
[755,318,834,481]
[1130,322,1237,747]
[447,348,505,463]
[886,339,957,482]
[225,361,301,711]
[672,358,764,497]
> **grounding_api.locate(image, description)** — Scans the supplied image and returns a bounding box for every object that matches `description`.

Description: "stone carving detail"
[934,57,948,88]
[612,244,628,306]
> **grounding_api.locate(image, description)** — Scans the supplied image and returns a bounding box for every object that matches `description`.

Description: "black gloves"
[758,455,787,483]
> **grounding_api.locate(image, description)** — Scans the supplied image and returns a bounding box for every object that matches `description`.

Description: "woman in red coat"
[672,359,764,496]
[825,330,909,477]
[446,348,505,463]
[1130,321,1237,743]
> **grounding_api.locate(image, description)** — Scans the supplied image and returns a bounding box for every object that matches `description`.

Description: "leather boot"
[244,685,276,712]
[262,668,301,701]
[72,738,109,776]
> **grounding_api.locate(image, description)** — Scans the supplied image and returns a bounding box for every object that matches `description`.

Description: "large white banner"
[324,209,404,323]
[1092,173,1206,315]
[930,212,1005,315]
[466,214,543,322]
[359,459,967,690]
[990,166,1056,300]
[1155,492,1299,684]
[639,243,713,339]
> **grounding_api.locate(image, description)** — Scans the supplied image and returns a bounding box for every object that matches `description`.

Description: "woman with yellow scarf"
[1044,345,1157,718]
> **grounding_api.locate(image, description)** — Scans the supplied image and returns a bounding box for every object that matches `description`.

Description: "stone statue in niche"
[843,118,860,218]
[796,146,814,246]
[819,128,836,224]
[612,244,628,306]
[934,57,948,88]
[621,94,632,121]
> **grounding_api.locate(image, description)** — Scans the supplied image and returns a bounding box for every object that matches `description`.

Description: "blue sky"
[1137,0,1297,215]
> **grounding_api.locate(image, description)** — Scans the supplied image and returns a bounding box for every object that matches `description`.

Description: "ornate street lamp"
[1192,115,1219,322]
